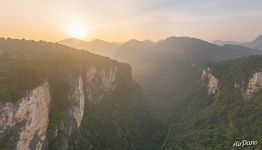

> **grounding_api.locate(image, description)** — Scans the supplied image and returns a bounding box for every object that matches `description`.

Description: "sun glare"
[67,24,88,40]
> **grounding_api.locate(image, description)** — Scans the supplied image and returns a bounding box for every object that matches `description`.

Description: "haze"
[1,0,262,42]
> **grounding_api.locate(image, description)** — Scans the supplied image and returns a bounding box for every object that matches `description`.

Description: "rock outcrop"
[85,65,117,102]
[246,71,262,95]
[202,68,219,95]
[0,82,51,150]
[70,77,85,128]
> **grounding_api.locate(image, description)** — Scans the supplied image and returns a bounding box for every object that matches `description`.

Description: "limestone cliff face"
[48,64,119,150]
[202,68,219,95]
[85,65,117,102]
[246,71,262,95]
[70,77,85,128]
[68,65,117,128]
[0,64,119,150]
[0,82,51,150]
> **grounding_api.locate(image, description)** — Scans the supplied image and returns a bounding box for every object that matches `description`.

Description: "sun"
[67,24,88,40]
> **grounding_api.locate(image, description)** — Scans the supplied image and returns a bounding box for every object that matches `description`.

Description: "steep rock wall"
[85,65,117,102]
[48,65,118,150]
[202,68,219,95]
[69,65,117,129]
[246,72,262,95]
[70,77,85,128]
[0,82,51,150]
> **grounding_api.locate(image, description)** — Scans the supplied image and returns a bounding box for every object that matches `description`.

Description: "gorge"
[1,37,262,150]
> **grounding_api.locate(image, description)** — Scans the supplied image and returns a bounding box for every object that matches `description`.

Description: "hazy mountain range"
[59,35,262,76]
[59,38,119,57]
[213,34,262,50]
[60,35,262,60]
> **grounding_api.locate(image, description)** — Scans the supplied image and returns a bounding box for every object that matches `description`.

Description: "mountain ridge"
[213,34,262,50]
[59,38,119,57]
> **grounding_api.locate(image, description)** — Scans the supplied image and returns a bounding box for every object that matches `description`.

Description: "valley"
[59,35,262,149]
[0,35,262,149]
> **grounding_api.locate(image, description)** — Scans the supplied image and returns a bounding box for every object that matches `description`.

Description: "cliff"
[47,64,120,150]
[202,68,219,95]
[0,38,163,150]
[0,82,50,150]
[246,71,262,96]
[162,55,262,150]
[202,66,262,97]
[0,64,120,150]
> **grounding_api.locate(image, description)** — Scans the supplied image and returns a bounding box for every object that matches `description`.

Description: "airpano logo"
[233,139,258,148]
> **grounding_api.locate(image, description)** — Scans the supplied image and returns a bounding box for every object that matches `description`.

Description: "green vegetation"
[114,37,262,149]
[161,55,262,149]
[1,38,262,149]
[0,38,165,150]
[68,72,166,150]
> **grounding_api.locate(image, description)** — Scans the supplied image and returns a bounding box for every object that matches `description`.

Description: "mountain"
[115,36,261,68]
[213,40,241,46]
[1,36,262,150]
[113,36,262,149]
[0,38,165,150]
[222,44,262,54]
[59,38,119,58]
[213,34,262,50]
[114,39,154,68]
[127,36,262,149]
[246,34,262,50]
[114,37,262,102]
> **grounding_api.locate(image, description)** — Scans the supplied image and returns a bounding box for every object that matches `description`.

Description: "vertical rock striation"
[0,82,51,150]
[202,68,219,95]
[246,71,262,95]
[85,65,117,102]
[70,77,85,128]
[50,65,119,150]
[68,65,118,129]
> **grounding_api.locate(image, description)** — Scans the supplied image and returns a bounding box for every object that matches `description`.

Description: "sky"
[0,0,262,42]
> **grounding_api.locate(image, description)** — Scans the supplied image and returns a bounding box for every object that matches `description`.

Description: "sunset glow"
[67,24,88,40]
[0,0,262,42]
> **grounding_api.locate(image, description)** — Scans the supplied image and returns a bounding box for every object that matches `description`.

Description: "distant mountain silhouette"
[213,40,242,46]
[113,36,262,107]
[246,34,262,50]
[115,36,261,70]
[60,36,262,77]
[59,38,119,57]
[114,39,154,64]
[213,34,262,50]
[222,44,262,53]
